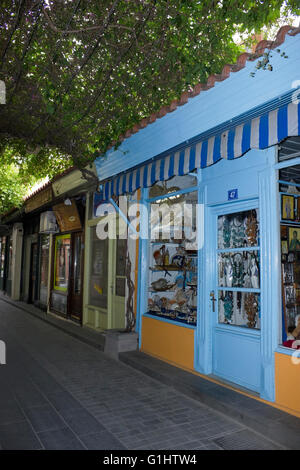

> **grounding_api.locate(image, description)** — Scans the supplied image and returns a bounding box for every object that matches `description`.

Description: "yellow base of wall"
[275,352,300,418]
[141,317,195,371]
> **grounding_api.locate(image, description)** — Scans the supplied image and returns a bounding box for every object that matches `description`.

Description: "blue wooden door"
[211,201,262,392]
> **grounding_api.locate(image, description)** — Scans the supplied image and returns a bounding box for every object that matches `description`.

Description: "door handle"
[210,291,216,312]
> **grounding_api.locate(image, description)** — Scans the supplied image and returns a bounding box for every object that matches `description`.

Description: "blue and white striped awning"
[103,100,300,199]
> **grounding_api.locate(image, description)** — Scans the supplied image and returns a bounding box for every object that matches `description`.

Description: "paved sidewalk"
[0,298,286,450]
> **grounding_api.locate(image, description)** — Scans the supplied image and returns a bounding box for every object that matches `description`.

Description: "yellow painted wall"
[275,352,300,418]
[141,316,194,371]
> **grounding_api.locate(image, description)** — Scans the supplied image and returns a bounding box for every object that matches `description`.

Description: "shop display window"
[217,209,261,329]
[147,184,198,326]
[54,235,71,291]
[279,158,300,348]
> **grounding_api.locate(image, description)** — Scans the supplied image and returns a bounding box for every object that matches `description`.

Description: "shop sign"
[53,200,82,232]
[24,187,53,213]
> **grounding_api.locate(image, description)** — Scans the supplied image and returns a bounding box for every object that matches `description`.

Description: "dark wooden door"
[68,232,84,322]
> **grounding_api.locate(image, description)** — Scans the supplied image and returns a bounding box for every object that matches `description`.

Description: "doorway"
[210,202,262,392]
[88,221,127,330]
[51,231,84,323]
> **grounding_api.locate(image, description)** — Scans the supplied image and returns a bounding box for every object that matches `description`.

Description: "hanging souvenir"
[222,216,231,248]
[233,253,244,287]
[249,256,259,289]
[223,292,233,323]
[244,293,258,328]
[224,258,233,287]
[245,210,258,246]
[231,215,245,248]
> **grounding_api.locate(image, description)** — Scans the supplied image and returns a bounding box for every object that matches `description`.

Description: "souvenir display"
[244,293,259,329]
[148,241,198,326]
[218,251,260,289]
[281,223,300,336]
[218,291,260,329]
[217,209,260,330]
[218,209,259,249]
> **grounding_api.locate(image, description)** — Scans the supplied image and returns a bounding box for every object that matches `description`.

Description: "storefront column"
[11,223,23,300]
[136,188,149,348]
[195,171,212,374]
[258,148,280,402]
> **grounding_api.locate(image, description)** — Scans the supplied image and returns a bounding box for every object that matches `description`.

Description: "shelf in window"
[217,286,261,293]
[146,310,197,327]
[217,246,260,253]
[150,265,195,272]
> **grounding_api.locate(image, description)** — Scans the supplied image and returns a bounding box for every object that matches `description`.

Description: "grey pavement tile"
[23,404,66,433]
[80,431,126,450]
[0,404,25,425]
[61,408,106,436]
[37,427,85,450]
[0,421,43,450]
[46,390,83,413]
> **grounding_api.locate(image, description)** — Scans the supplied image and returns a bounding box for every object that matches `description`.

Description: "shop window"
[89,226,108,308]
[54,235,71,291]
[279,163,300,348]
[278,136,300,162]
[147,187,198,326]
[149,173,197,199]
[217,210,260,329]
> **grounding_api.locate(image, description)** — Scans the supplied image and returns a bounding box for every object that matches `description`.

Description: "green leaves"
[0,0,298,190]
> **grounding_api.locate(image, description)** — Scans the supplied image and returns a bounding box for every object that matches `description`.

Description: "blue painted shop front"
[134,146,279,401]
[94,29,300,406]
[195,146,279,401]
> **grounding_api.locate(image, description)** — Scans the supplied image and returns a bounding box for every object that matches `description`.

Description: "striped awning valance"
[103,100,300,199]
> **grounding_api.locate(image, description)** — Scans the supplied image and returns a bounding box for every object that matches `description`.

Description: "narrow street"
[0,298,283,450]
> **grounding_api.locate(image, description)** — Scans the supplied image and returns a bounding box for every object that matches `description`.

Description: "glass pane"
[116,238,127,277]
[73,235,83,295]
[54,236,70,290]
[89,226,108,309]
[149,173,197,199]
[218,209,259,249]
[278,137,300,163]
[218,251,260,289]
[150,190,197,247]
[218,290,260,329]
[116,277,126,297]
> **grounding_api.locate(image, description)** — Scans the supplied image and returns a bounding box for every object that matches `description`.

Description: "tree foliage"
[0,0,299,184]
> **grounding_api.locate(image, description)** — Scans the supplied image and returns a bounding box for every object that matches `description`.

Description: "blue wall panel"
[213,327,261,392]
